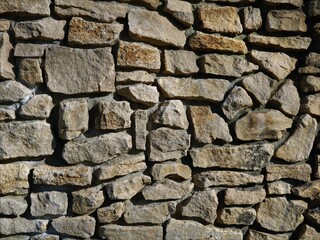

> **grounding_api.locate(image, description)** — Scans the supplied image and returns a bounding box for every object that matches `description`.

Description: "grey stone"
[164,0,194,27]
[224,188,266,205]
[0,32,14,80]
[72,186,104,215]
[301,93,320,116]
[0,218,48,235]
[134,110,148,150]
[0,0,50,17]
[116,71,155,84]
[243,7,262,31]
[117,84,159,106]
[20,94,54,119]
[268,181,292,195]
[266,164,311,182]
[292,180,320,200]
[97,202,125,224]
[264,0,303,7]
[301,76,320,93]
[18,58,43,86]
[30,233,60,240]
[163,50,199,75]
[266,10,307,33]
[0,107,15,121]
[14,43,45,57]
[0,196,28,216]
[0,80,32,104]
[217,207,256,225]
[247,230,290,240]
[151,162,191,181]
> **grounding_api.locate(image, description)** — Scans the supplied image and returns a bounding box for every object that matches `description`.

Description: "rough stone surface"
[0,80,32,104]
[247,230,290,240]
[309,0,320,18]
[268,181,292,195]
[265,0,303,7]
[134,110,148,150]
[243,7,262,31]
[97,202,125,224]
[0,32,15,80]
[0,0,50,17]
[72,186,104,215]
[0,20,10,32]
[151,162,192,181]
[217,207,256,225]
[0,196,28,216]
[163,50,199,75]
[292,180,320,200]
[20,94,54,119]
[266,164,311,182]
[301,76,320,93]
[14,43,45,58]
[0,107,16,121]
[164,0,194,27]
[0,218,48,235]
[299,225,320,240]
[301,93,320,116]
[224,188,266,205]
[117,84,159,106]
[18,58,43,86]
[266,10,307,33]
[306,208,320,226]
[116,71,155,84]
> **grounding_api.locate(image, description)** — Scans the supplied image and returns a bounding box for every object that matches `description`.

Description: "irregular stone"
[0,235,29,240]
[0,32,14,80]
[275,114,317,162]
[63,131,132,164]
[247,230,290,240]
[264,0,303,7]
[148,128,190,162]
[151,162,191,181]
[52,216,95,239]
[256,197,307,232]
[306,208,320,226]
[200,54,258,77]
[117,41,161,72]
[0,107,15,121]
[224,188,266,205]
[292,180,320,200]
[117,84,159,106]
[20,94,54,119]
[217,207,256,225]
[157,77,230,102]
[97,202,125,224]
[30,234,60,240]
[243,7,262,31]
[128,8,186,47]
[198,4,242,34]
[207,0,255,2]
[0,0,50,17]
[189,31,247,54]
[0,196,28,216]
[30,192,68,217]
[0,218,48,235]
[142,179,193,200]
[116,71,155,84]
[316,155,320,179]
[134,110,148,150]
[250,50,297,80]
[163,50,199,75]
[299,66,320,75]
[309,0,320,18]
[0,20,10,32]
[301,76,320,93]
[266,10,307,33]
[0,81,32,104]
[268,181,292,195]
[305,52,320,67]
[45,46,115,94]
[266,164,311,182]
[235,110,293,141]
[72,186,104,215]
[181,189,218,224]
[123,0,161,10]
[164,0,194,26]
[299,224,320,240]
[33,165,93,186]
[14,43,45,57]
[189,106,232,143]
[68,17,123,46]
[17,58,43,86]
[301,93,320,116]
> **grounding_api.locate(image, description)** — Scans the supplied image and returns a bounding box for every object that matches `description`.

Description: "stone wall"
[0,0,319,239]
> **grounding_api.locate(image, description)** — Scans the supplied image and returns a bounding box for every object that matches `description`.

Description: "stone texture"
[292,180,320,200]
[301,76,320,93]
[163,50,199,75]
[117,84,159,106]
[0,20,10,32]
[116,71,155,84]
[299,224,320,240]
[17,58,43,86]
[97,202,125,224]
[128,9,186,47]
[0,196,28,216]
[45,46,115,94]
[243,7,262,31]
[217,207,256,225]
[30,234,60,240]
[268,181,292,195]
[265,0,303,7]
[164,0,194,27]
[247,230,290,240]
[305,52,320,67]
[0,218,48,235]
[190,143,273,170]
[309,0,320,18]
[20,94,54,119]
[0,80,32,104]
[14,43,45,58]
[72,186,104,215]
[266,164,311,182]
[189,106,232,143]
[266,10,307,33]
[0,32,15,80]
[0,0,50,17]
[134,110,148,150]
[306,208,320,226]
[301,93,320,116]
[0,107,15,121]
[68,17,123,46]
[224,188,266,205]
[151,162,191,181]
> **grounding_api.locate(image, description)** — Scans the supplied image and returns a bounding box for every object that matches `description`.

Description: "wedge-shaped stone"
[276,114,317,162]
[45,46,115,94]
[268,181,292,195]
[0,0,50,17]
[250,50,297,80]
[164,0,194,27]
[301,93,320,116]
[247,230,290,240]
[224,188,266,205]
[20,94,54,119]
[0,106,15,121]
[14,43,45,58]
[128,9,186,47]
[299,224,320,240]
[235,110,292,141]
[266,164,311,182]
[117,84,159,106]
[0,81,32,104]
[264,0,303,7]
[0,218,48,235]
[243,7,262,31]
[72,186,104,215]
[97,202,125,224]
[189,32,247,54]
[301,76,320,93]
[116,71,155,84]
[200,54,258,77]
[267,10,307,33]
[292,180,320,200]
[134,110,148,150]
[217,207,256,225]
[0,196,28,216]
[163,50,198,75]
[157,77,230,102]
[190,143,273,170]
[151,162,191,181]
[0,32,14,80]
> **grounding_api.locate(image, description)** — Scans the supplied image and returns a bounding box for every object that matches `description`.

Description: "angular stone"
[235,110,292,141]
[134,110,148,150]
[0,196,28,216]
[301,93,320,116]
[243,7,262,31]
[181,189,218,224]
[299,224,320,240]
[163,50,199,75]
[157,77,230,102]
[266,164,311,182]
[128,9,186,47]
[117,84,159,106]
[224,188,266,205]
[116,71,155,84]
[45,46,115,94]
[247,230,290,240]
[33,165,93,186]
[97,202,125,224]
[306,208,320,226]
[189,106,232,144]
[299,66,320,75]
[0,218,48,235]
[20,94,54,119]
[151,162,191,181]
[198,4,242,34]
[305,52,320,67]
[63,131,132,164]
[148,128,190,162]
[257,197,307,232]
[123,0,161,10]
[0,0,50,17]
[276,114,317,162]
[142,179,193,200]
[72,186,104,215]
[200,54,258,77]
[207,0,255,2]
[14,43,45,58]
[0,32,14,80]
[30,192,68,217]
[0,20,10,32]
[309,0,320,18]
[164,0,194,26]
[301,76,320,93]
[264,0,303,7]
[52,216,95,239]
[0,81,32,104]
[117,41,161,72]
[316,155,320,179]
[217,207,256,225]
[292,180,320,200]
[250,50,297,80]
[30,234,60,240]
[18,58,43,86]
[268,181,292,195]
[194,171,264,188]
[266,10,307,33]
[68,17,123,46]
[0,107,15,121]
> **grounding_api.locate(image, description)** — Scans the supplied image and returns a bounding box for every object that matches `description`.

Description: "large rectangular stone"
[0,0,50,17]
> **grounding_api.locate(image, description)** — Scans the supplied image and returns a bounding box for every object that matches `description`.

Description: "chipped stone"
[72,186,104,215]
[20,94,54,119]
[306,208,320,226]
[151,162,191,181]
[217,207,256,225]
[243,7,262,31]
[292,180,320,200]
[266,164,311,182]
[301,76,320,93]
[266,10,307,33]
[116,71,155,84]
[0,107,15,121]
[163,50,199,75]
[301,93,320,116]
[117,84,159,106]
[97,202,125,224]
[224,188,266,205]
[268,181,292,195]
[164,0,194,27]
[0,196,28,216]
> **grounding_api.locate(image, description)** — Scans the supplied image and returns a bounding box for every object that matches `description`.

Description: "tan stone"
[247,230,290,240]
[301,93,320,116]
[266,10,307,33]
[306,208,320,226]
[266,164,311,182]
[301,76,320,93]
[299,224,320,240]
[309,0,320,18]
[0,107,15,121]
[305,52,320,67]
[163,50,199,75]
[217,207,256,225]
[243,7,262,31]
[164,0,194,27]
[268,181,292,195]
[0,0,50,17]
[0,218,48,236]
[116,71,155,84]
[0,81,32,104]
[0,196,28,216]
[0,20,11,32]
[117,84,159,106]
[151,162,191,181]
[0,32,15,80]
[14,43,45,57]
[18,58,43,86]
[224,188,266,205]
[134,110,148,150]
[264,0,303,7]
[20,94,54,119]
[97,202,125,224]
[292,180,320,200]
[72,186,104,215]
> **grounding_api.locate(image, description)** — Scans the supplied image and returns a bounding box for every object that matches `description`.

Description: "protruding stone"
[0,107,15,121]
[266,164,311,182]
[268,181,292,195]
[116,71,155,84]
[0,197,28,216]
[0,0,50,17]
[164,0,194,27]
[301,76,320,93]
[72,186,104,215]
[0,32,14,80]
[292,180,320,200]
[264,0,303,7]
[134,110,148,150]
[14,44,45,58]
[224,188,266,205]
[243,7,262,32]
[117,84,159,106]
[299,224,320,240]
[151,162,192,181]
[0,81,32,104]
[163,50,199,75]
[0,218,48,235]
[306,208,320,226]
[97,202,125,224]
[266,10,307,33]
[17,58,43,86]
[301,93,320,116]
[217,207,256,225]
[20,94,54,119]
[247,230,290,240]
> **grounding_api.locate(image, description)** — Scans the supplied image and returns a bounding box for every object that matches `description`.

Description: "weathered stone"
[292,180,320,200]
[134,110,148,150]
[0,0,50,17]
[189,106,232,143]
[0,32,14,80]
[265,0,303,7]
[189,31,247,54]
[299,224,320,240]
[0,218,48,235]
[0,20,10,32]
[266,164,311,182]
[14,43,45,57]
[0,81,32,104]
[99,225,163,240]
[268,181,292,195]
[200,54,258,77]
[122,0,161,10]
[217,207,256,225]
[309,0,320,18]
[63,131,132,164]
[151,162,191,181]
[128,9,186,47]
[301,76,320,93]
[20,94,54,119]
[224,188,266,205]
[276,114,317,162]
[97,202,125,224]
[243,7,262,31]
[207,0,255,2]
[68,17,123,46]
[33,165,93,186]
[181,189,218,224]
[0,106,15,121]
[301,93,320,116]
[106,173,151,200]
[306,208,320,226]
[194,171,264,188]
[30,234,60,240]
[0,236,29,240]
[164,0,194,27]
[305,52,320,67]
[72,186,104,215]
[157,77,230,102]
[198,4,242,34]
[18,58,43,86]
[117,84,159,106]
[52,216,95,239]
[45,46,115,94]
[116,71,155,84]
[163,50,199,75]
[250,50,297,80]
[0,196,28,216]
[266,10,307,33]
[299,66,320,75]
[257,197,307,232]
[148,128,190,162]
[117,41,161,72]
[14,18,66,41]
[190,143,273,170]
[142,179,193,200]
[316,155,320,179]
[165,219,243,240]
[247,230,290,240]
[30,192,68,217]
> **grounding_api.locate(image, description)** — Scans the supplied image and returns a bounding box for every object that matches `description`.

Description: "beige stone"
[30,234,59,240]
[0,107,15,121]
[266,164,311,182]
[292,180,320,200]
[163,50,199,75]
[117,84,159,106]
[266,10,307,33]
[243,7,262,31]
[151,162,191,181]
[0,32,15,80]
[299,224,320,240]
[0,0,50,17]
[14,43,45,57]
[306,208,320,226]
[18,58,43,86]
[0,218,48,235]
[268,181,292,195]
[301,76,320,93]
[97,202,125,224]
[164,0,194,27]
[0,20,10,32]
[247,230,290,240]
[134,110,148,150]
[305,52,320,67]
[309,0,320,18]
[301,93,320,116]
[0,81,32,104]
[224,188,266,205]
[217,207,256,225]
[0,196,28,216]
[20,94,54,119]
[116,71,155,84]
[264,0,303,7]
[72,186,104,215]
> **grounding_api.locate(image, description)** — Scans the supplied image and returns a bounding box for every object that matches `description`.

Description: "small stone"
[148,127,190,162]
[30,192,68,217]
[301,93,320,116]
[164,0,194,27]
[306,208,320,226]
[217,207,256,225]
[52,216,95,239]
[301,76,320,93]
[309,0,320,18]
[189,106,232,143]
[0,81,32,104]
[266,10,307,33]
[266,164,311,182]
[224,188,266,205]
[20,94,54,119]
[256,197,307,232]
[305,52,320,67]
[0,20,10,32]
[0,32,14,80]
[292,180,320,200]
[247,230,290,240]
[0,196,28,216]
[242,7,262,31]
[117,84,159,106]
[0,218,48,235]
[151,162,192,181]
[299,67,320,75]
[163,50,199,75]
[0,235,29,240]
[97,202,125,224]
[30,234,60,240]
[128,8,186,47]
[316,155,320,178]
[0,107,15,121]
[72,186,104,215]
[0,0,50,17]
[250,50,297,80]
[275,114,317,162]
[14,43,45,57]
[117,41,161,72]
[264,0,303,7]
[299,224,320,240]
[200,54,258,77]
[268,181,292,195]
[134,110,148,150]
[17,58,43,86]
[116,71,155,84]
[68,17,123,46]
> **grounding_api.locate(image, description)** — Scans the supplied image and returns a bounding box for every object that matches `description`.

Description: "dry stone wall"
[0,0,320,239]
